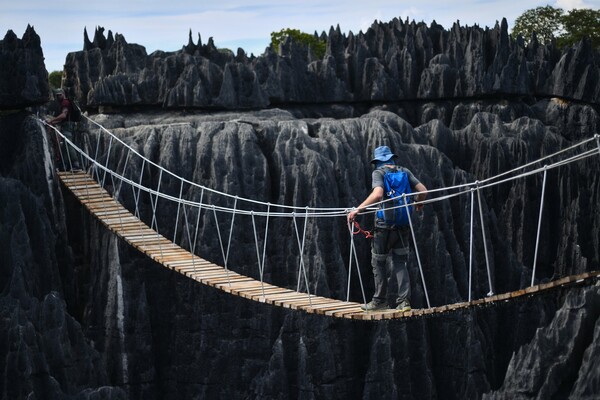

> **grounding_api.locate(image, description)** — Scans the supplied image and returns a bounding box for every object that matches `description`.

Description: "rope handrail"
[76,113,599,216]
[82,115,353,213]
[40,119,599,219]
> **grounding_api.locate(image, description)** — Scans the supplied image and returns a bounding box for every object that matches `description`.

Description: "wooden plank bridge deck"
[58,171,600,321]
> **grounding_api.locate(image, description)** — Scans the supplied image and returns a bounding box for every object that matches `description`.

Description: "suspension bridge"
[41,114,600,321]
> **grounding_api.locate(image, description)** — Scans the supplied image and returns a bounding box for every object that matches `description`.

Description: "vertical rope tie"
[346,217,367,305]
[108,163,117,195]
[133,160,146,245]
[101,136,113,188]
[54,129,66,172]
[468,188,475,302]
[65,132,75,172]
[223,197,238,286]
[150,169,164,261]
[346,218,354,302]
[213,205,226,271]
[91,127,102,182]
[173,180,184,244]
[302,206,311,300]
[114,149,131,235]
[259,204,272,301]
[77,125,86,172]
[133,160,146,220]
[181,202,190,249]
[182,203,193,267]
[476,184,494,296]
[251,211,266,299]
[191,188,205,275]
[293,213,301,291]
[293,211,312,306]
[115,149,131,199]
[404,193,430,309]
[531,166,548,287]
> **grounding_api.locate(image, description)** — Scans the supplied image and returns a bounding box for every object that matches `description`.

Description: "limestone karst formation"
[1,20,599,399]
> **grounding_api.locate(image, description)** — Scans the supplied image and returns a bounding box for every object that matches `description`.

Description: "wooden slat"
[93,209,131,217]
[308,302,359,314]
[240,286,285,296]
[216,279,263,289]
[214,277,256,290]
[303,299,348,310]
[244,288,291,300]
[330,307,364,318]
[169,265,217,273]
[139,244,182,252]
[150,251,193,259]
[82,197,118,205]
[269,293,316,305]
[167,260,215,268]
[289,298,336,310]
[152,249,199,257]
[492,293,510,302]
[509,289,527,299]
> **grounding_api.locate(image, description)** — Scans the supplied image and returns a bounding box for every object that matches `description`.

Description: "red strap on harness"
[352,221,373,239]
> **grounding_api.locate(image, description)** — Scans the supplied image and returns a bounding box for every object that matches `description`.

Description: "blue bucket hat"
[370,145,396,164]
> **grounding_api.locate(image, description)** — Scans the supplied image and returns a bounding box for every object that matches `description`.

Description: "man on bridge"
[347,145,427,312]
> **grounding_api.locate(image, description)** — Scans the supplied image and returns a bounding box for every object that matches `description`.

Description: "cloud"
[554,0,591,9]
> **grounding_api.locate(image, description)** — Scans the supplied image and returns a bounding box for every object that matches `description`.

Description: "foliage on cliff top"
[270,28,326,58]
[512,6,600,48]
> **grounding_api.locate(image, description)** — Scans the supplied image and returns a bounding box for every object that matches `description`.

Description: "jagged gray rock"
[62,19,600,111]
[0,26,49,108]
[2,23,600,400]
[484,285,600,399]
[0,178,127,399]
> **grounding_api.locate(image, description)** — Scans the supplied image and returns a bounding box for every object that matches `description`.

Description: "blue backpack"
[376,168,413,227]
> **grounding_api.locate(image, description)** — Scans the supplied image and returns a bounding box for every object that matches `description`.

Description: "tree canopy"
[48,70,62,90]
[561,8,600,47]
[270,28,326,58]
[511,6,600,48]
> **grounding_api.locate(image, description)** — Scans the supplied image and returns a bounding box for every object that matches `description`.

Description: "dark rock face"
[484,285,600,399]
[63,20,600,110]
[0,26,49,108]
[0,113,126,399]
[2,23,600,400]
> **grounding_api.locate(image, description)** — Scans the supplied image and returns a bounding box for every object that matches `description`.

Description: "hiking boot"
[361,300,388,311]
[396,299,411,312]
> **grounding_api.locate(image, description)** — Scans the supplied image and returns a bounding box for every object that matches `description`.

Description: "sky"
[1,0,598,72]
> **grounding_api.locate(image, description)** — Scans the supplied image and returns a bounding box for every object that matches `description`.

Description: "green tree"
[48,70,62,89]
[270,28,326,58]
[511,5,564,44]
[560,8,600,47]
[512,6,600,48]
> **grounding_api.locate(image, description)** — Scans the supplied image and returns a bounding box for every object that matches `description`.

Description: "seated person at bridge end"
[347,145,427,312]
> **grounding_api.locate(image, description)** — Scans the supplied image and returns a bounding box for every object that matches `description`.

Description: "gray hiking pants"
[371,227,411,305]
